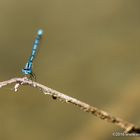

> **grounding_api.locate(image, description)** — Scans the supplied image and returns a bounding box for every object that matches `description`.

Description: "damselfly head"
[22,68,32,75]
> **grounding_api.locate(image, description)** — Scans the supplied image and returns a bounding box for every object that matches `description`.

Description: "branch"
[0,77,140,134]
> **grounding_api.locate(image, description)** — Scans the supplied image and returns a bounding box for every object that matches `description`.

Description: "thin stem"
[0,77,139,134]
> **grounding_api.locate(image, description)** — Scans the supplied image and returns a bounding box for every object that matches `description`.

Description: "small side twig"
[0,77,140,134]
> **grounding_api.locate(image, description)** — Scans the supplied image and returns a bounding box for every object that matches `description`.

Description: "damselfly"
[22,29,43,79]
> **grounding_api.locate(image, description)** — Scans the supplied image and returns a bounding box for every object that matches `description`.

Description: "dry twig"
[0,77,140,134]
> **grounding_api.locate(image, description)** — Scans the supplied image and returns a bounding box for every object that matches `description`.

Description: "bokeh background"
[0,0,140,140]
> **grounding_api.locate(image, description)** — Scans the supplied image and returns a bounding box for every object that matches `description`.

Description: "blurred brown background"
[0,0,140,140]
